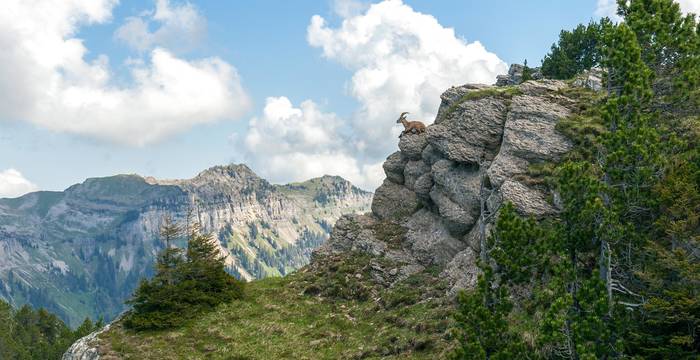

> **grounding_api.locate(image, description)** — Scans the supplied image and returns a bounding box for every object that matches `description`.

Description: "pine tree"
[541,20,607,79]
[617,0,700,115]
[521,59,533,82]
[489,203,551,286]
[452,266,528,359]
[124,216,244,330]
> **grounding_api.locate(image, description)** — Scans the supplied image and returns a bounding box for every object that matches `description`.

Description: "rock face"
[0,165,372,326]
[572,67,603,91]
[495,63,543,86]
[318,79,574,296]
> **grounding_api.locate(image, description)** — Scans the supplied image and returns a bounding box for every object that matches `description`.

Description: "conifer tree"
[541,20,606,79]
[521,59,533,82]
[452,263,528,359]
[617,0,700,115]
[125,216,244,330]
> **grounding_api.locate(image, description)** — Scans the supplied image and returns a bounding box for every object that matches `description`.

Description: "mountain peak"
[195,163,260,181]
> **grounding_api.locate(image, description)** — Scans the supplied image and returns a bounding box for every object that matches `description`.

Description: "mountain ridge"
[0,164,373,326]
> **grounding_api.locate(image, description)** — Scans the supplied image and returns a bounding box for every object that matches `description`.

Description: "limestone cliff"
[318,79,576,296]
[0,165,372,326]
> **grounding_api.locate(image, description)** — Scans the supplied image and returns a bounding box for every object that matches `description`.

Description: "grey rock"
[403,160,431,191]
[494,64,543,86]
[572,67,603,91]
[495,74,512,86]
[486,152,529,188]
[404,209,466,266]
[315,214,421,271]
[421,144,444,165]
[429,186,475,236]
[62,315,121,360]
[383,151,407,184]
[488,94,572,187]
[435,84,492,122]
[500,180,555,218]
[442,247,480,297]
[413,173,434,202]
[427,97,508,164]
[398,133,429,160]
[518,79,567,96]
[318,80,577,293]
[431,160,480,213]
[463,221,481,253]
[371,179,418,220]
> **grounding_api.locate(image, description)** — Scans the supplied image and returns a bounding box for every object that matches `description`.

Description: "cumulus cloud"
[0,0,250,146]
[676,0,700,14]
[0,169,38,199]
[307,0,507,159]
[332,0,369,18]
[242,97,383,190]
[115,0,206,53]
[596,0,699,21]
[238,1,506,190]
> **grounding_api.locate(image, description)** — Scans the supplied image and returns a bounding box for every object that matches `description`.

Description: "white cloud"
[115,0,206,53]
[0,169,38,199]
[242,97,383,190]
[307,0,507,159]
[596,0,699,21]
[595,0,624,22]
[237,0,507,191]
[0,0,251,146]
[677,0,700,14]
[332,0,369,18]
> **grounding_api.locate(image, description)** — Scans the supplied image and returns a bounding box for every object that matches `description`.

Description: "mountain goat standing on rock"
[396,112,426,137]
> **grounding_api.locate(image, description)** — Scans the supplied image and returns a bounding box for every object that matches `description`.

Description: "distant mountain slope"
[0,164,372,326]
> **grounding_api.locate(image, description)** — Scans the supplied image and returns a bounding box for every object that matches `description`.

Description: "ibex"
[396,112,426,137]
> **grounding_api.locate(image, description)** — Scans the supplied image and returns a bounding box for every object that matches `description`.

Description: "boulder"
[404,209,466,266]
[403,160,431,191]
[383,151,407,184]
[500,180,555,218]
[421,144,444,165]
[398,133,428,160]
[572,67,603,91]
[435,84,492,122]
[429,186,475,236]
[487,94,572,186]
[427,97,508,164]
[518,79,567,95]
[413,173,433,202]
[442,247,480,297]
[371,179,419,220]
[431,160,480,213]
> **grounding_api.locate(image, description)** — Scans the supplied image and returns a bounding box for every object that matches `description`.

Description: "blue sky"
[0,0,616,196]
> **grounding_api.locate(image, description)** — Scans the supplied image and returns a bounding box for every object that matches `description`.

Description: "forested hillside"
[454,0,699,358]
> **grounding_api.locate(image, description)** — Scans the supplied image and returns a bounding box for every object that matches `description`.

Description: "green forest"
[0,300,102,359]
[453,0,699,358]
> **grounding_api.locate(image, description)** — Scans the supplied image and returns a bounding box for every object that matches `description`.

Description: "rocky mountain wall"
[317,79,577,296]
[0,166,372,326]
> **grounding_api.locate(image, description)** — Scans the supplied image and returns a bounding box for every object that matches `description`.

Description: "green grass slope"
[96,252,455,359]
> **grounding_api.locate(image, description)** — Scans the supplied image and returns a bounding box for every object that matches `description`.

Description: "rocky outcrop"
[0,166,372,327]
[496,63,543,86]
[572,67,603,91]
[318,79,575,296]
